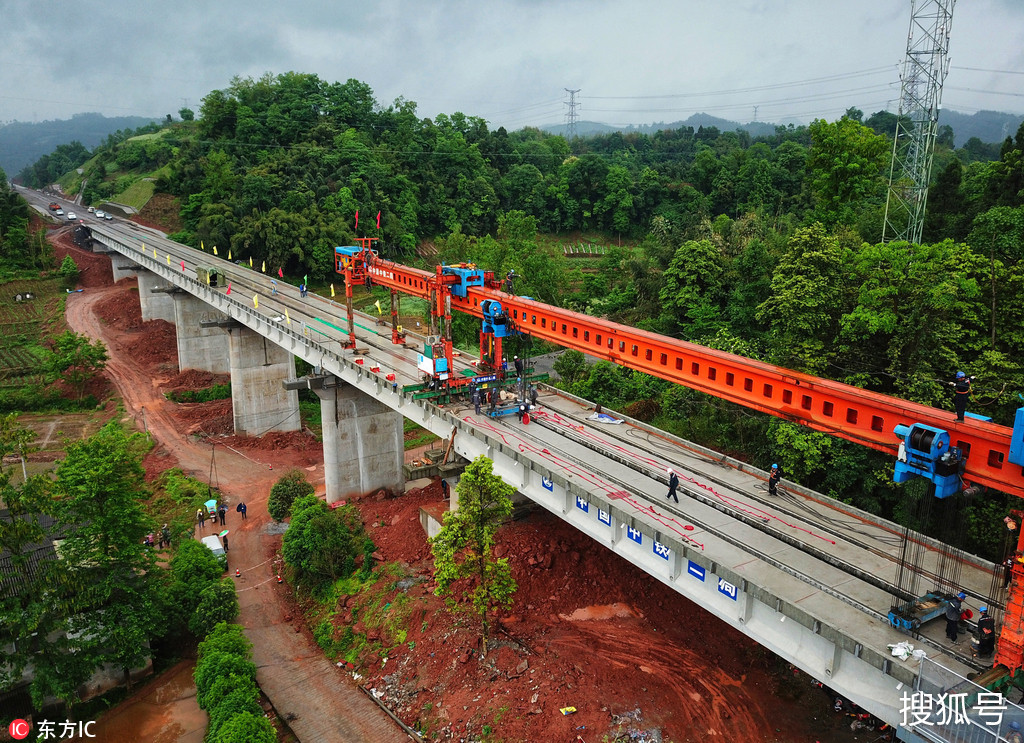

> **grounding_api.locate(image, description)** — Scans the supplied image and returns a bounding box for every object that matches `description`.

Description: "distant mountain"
[544,114,798,140]
[937,110,1024,148]
[544,110,1024,148]
[0,112,160,178]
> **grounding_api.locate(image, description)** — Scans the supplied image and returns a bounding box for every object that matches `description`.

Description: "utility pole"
[882,0,956,244]
[564,88,581,140]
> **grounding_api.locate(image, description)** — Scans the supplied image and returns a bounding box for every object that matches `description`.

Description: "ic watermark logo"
[8,719,30,740]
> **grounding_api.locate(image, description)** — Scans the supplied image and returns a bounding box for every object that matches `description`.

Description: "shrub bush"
[267,469,314,521]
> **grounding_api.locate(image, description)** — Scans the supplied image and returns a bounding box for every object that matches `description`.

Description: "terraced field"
[0,278,58,387]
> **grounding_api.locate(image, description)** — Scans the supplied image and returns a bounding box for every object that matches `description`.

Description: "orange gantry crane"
[335,243,1024,500]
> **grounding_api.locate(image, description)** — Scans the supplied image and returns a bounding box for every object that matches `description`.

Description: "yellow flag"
[253,294,258,308]
[153,248,157,259]
[142,242,146,252]
[227,249,231,260]
[285,309,291,325]
[167,254,171,265]
[249,257,253,268]
[374,299,382,315]
[331,284,336,297]
[213,245,218,256]
[261,261,266,273]
[201,240,205,251]
[206,272,211,285]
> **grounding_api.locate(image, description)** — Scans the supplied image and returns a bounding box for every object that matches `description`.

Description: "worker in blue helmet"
[768,463,783,496]
[1007,720,1024,743]
[975,606,996,657]
[948,370,976,422]
[946,592,965,644]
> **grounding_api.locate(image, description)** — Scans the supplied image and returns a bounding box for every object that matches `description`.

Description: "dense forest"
[18,71,1024,558]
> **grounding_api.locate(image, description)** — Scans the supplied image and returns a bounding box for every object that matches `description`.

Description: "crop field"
[0,278,58,388]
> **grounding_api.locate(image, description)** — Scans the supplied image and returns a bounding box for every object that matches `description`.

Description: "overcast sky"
[2,0,1022,130]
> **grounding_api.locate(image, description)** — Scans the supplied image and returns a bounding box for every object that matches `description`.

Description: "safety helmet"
[980,606,988,614]
[667,467,673,474]
[956,371,966,378]
[957,592,966,600]
[1012,721,1022,731]
[771,463,778,470]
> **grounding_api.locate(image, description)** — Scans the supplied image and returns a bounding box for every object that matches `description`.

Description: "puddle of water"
[90,660,206,743]
[559,602,642,621]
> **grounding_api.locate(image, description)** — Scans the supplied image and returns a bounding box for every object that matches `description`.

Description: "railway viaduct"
[83,220,1011,743]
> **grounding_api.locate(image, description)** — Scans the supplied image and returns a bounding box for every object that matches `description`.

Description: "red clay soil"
[54,232,867,743]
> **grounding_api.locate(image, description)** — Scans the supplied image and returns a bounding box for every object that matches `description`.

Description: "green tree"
[552,349,587,388]
[189,578,240,637]
[210,712,276,743]
[49,422,162,695]
[756,224,850,374]
[169,539,226,630]
[658,238,725,339]
[46,330,108,400]
[57,254,79,286]
[807,118,889,227]
[0,416,70,698]
[429,456,516,655]
[268,469,315,521]
[281,496,371,591]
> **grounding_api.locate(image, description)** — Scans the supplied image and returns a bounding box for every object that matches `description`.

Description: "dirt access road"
[60,236,410,742]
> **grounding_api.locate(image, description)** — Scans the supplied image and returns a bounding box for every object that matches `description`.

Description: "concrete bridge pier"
[173,294,230,373]
[226,327,301,436]
[288,374,403,503]
[110,253,142,283]
[136,271,176,323]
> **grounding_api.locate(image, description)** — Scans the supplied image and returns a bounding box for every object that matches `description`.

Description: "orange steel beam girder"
[452,289,1023,499]
[343,252,1024,498]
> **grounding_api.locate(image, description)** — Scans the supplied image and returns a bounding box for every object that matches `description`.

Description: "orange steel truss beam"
[339,250,1024,499]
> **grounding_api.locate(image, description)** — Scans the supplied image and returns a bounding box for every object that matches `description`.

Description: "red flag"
[278,267,283,278]
[181,260,185,271]
[226,283,231,295]
[376,211,381,229]
[355,210,359,229]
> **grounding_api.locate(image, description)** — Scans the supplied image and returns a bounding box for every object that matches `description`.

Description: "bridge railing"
[905,656,1023,742]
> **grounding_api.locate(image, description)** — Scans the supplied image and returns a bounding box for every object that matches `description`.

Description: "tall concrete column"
[110,253,141,283]
[312,378,404,503]
[136,271,176,323]
[172,294,230,373]
[227,327,300,436]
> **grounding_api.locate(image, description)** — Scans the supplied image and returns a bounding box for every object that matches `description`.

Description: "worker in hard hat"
[974,606,996,657]
[768,463,782,496]
[948,371,975,422]
[1006,720,1024,743]
[946,592,966,644]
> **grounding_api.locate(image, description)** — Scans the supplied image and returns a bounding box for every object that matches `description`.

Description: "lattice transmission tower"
[564,88,581,140]
[882,0,956,244]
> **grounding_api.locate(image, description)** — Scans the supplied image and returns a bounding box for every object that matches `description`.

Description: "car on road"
[48,202,60,211]
[87,206,95,213]
[66,212,77,221]
[104,213,113,220]
[94,210,106,219]
[54,209,64,216]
